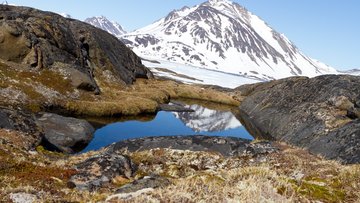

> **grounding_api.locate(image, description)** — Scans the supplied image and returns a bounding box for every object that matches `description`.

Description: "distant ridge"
[85,16,127,38]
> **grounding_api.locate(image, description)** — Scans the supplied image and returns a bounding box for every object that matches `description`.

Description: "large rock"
[115,175,171,194]
[68,152,137,191]
[237,75,360,164]
[36,113,94,153]
[0,5,152,94]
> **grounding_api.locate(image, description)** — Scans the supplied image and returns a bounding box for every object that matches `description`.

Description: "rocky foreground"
[0,4,359,203]
[1,130,359,202]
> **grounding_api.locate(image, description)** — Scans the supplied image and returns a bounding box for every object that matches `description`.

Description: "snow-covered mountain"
[173,104,241,132]
[59,13,72,18]
[85,16,126,37]
[121,0,338,81]
[340,69,360,76]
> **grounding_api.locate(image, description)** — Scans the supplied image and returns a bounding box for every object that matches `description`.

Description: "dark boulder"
[68,152,137,191]
[237,75,360,164]
[109,135,277,157]
[36,113,94,153]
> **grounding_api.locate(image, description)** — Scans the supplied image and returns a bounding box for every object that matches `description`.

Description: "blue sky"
[7,0,360,70]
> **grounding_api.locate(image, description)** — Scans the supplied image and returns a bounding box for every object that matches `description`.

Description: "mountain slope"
[121,0,338,81]
[85,16,126,37]
[340,69,360,76]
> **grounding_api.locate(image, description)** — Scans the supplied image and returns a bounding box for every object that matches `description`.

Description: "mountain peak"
[85,16,127,37]
[121,1,337,82]
[208,0,233,6]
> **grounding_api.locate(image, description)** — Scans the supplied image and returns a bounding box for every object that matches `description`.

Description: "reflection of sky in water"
[82,106,253,153]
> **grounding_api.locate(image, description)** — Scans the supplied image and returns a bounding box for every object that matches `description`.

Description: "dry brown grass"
[124,167,293,203]
[61,78,240,117]
[65,98,158,117]
[0,129,112,202]
[1,57,240,117]
[113,145,360,203]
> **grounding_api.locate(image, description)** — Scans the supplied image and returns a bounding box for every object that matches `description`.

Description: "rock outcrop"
[68,152,136,191]
[36,113,94,153]
[109,135,277,157]
[0,4,152,98]
[237,75,360,164]
[68,135,277,192]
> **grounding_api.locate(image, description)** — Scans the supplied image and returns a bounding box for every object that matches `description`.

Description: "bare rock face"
[0,5,152,95]
[237,75,360,164]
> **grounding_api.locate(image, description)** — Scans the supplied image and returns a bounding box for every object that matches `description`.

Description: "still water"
[82,102,253,152]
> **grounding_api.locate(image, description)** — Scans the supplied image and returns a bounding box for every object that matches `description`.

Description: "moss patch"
[295,181,345,202]
[0,60,74,111]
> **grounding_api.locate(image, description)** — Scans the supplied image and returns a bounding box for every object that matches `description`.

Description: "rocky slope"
[119,0,338,81]
[0,4,159,153]
[236,75,360,164]
[0,4,152,109]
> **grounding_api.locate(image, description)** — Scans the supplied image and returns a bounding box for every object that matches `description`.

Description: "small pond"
[81,101,253,153]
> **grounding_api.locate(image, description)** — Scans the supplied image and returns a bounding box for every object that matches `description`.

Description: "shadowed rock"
[109,135,277,157]
[36,113,94,153]
[237,75,360,164]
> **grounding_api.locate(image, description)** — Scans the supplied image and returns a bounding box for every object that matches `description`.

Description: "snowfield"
[143,59,261,88]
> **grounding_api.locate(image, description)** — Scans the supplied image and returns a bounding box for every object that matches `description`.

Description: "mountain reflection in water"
[173,104,242,132]
[81,102,253,153]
